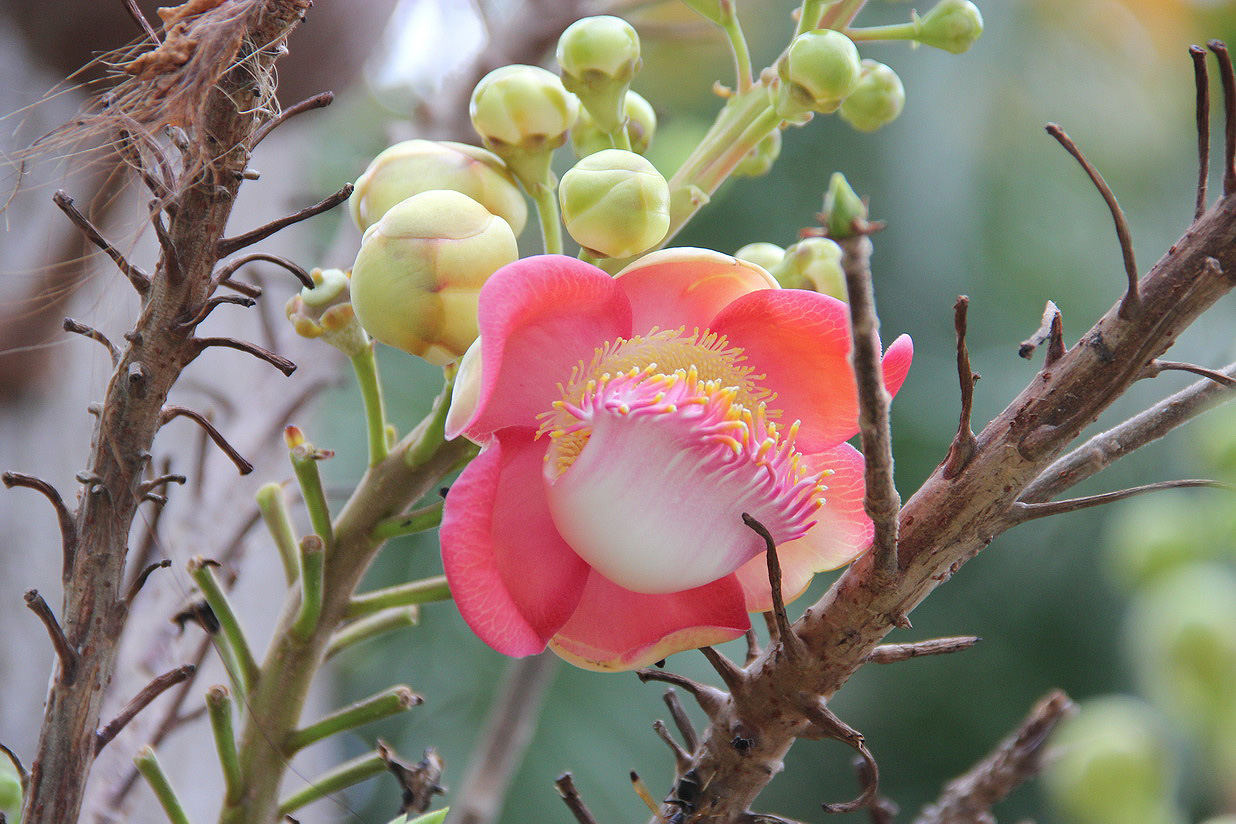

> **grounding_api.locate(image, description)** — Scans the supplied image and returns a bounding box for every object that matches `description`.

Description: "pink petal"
[548,572,750,671]
[711,290,913,453]
[440,428,591,656]
[735,442,873,612]
[613,247,778,333]
[447,255,632,442]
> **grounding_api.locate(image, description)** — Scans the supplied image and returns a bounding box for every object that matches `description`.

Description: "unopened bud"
[732,128,782,178]
[821,172,868,239]
[571,90,657,157]
[774,237,846,299]
[772,29,861,117]
[915,0,983,54]
[560,149,670,258]
[349,140,527,235]
[284,425,306,449]
[285,268,368,357]
[470,65,580,187]
[840,60,905,132]
[557,16,641,134]
[734,242,785,272]
[351,190,518,364]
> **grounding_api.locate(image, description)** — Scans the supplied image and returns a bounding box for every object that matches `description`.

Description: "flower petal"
[440,427,591,656]
[735,442,873,612]
[447,255,633,442]
[614,247,778,333]
[711,290,913,453]
[548,572,750,671]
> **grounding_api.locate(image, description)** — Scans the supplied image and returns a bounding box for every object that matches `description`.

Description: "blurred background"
[3,0,1236,822]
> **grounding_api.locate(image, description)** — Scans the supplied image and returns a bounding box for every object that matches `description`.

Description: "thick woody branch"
[250,91,334,149]
[1018,300,1065,365]
[24,590,77,685]
[1192,45,1211,219]
[866,636,981,664]
[95,665,196,753]
[213,252,314,290]
[1012,478,1228,522]
[1208,41,1236,195]
[52,190,151,292]
[912,691,1075,824]
[159,406,254,475]
[2,472,76,579]
[839,234,900,579]
[192,336,297,376]
[217,183,353,257]
[1045,124,1140,317]
[942,296,978,479]
[63,317,120,364]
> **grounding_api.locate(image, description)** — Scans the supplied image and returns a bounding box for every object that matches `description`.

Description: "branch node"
[942,296,979,480]
[63,317,120,365]
[95,665,196,753]
[24,589,78,684]
[159,406,254,475]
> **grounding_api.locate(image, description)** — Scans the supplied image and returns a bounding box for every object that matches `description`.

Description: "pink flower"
[440,248,912,671]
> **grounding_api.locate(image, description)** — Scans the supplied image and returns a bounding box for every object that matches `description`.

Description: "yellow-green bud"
[349,140,527,235]
[571,90,657,157]
[285,268,369,357]
[774,237,846,299]
[559,149,669,258]
[840,60,905,133]
[470,65,580,187]
[350,190,518,365]
[557,16,641,134]
[732,128,782,178]
[734,242,785,272]
[0,757,20,822]
[914,0,984,54]
[821,172,868,239]
[773,29,862,117]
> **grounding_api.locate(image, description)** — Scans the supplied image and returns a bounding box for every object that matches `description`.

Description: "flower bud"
[732,128,782,178]
[470,65,580,187]
[821,172,868,239]
[351,190,518,365]
[349,140,527,235]
[734,242,785,272]
[559,149,670,258]
[1043,697,1183,824]
[285,268,368,357]
[774,237,846,299]
[557,16,641,134]
[772,29,861,117]
[914,0,983,54]
[571,90,657,157]
[840,60,906,133]
[0,758,20,821]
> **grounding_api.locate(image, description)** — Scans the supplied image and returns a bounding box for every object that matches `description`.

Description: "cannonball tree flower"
[440,249,912,670]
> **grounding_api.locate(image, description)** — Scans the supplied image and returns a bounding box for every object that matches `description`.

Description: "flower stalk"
[345,576,453,620]
[373,501,444,540]
[187,558,259,698]
[326,606,420,659]
[255,482,299,585]
[291,536,326,640]
[205,686,242,806]
[134,747,191,824]
[284,685,420,753]
[350,342,390,466]
[288,435,334,548]
[277,750,389,816]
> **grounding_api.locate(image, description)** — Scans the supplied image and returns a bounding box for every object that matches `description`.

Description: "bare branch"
[62,317,120,365]
[1045,124,1140,317]
[125,559,172,603]
[942,296,978,479]
[800,700,881,816]
[1192,45,1211,219]
[912,691,1075,824]
[839,234,900,579]
[217,183,353,257]
[700,646,747,693]
[663,688,700,752]
[1013,478,1229,522]
[1143,359,1236,386]
[213,252,314,290]
[159,406,254,475]
[653,719,693,774]
[250,91,334,148]
[218,278,263,298]
[24,590,78,685]
[52,190,151,292]
[638,671,727,722]
[192,336,297,376]
[554,773,600,824]
[1208,41,1236,195]
[2,472,76,580]
[94,665,195,753]
[175,295,258,330]
[742,513,806,659]
[866,636,982,664]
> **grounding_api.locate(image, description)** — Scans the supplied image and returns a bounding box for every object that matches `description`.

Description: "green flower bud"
[840,60,905,133]
[557,16,641,134]
[470,65,580,188]
[0,758,21,821]
[914,0,983,54]
[1043,697,1183,824]
[821,172,868,239]
[772,29,862,117]
[732,127,782,178]
[559,149,669,258]
[734,242,785,272]
[351,190,518,365]
[349,140,527,235]
[285,268,369,357]
[571,90,657,157]
[774,237,846,299]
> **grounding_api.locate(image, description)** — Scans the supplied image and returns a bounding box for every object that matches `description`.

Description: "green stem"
[797,0,829,34]
[285,686,420,754]
[277,751,388,816]
[373,501,443,540]
[325,606,419,659]
[608,123,632,151]
[720,5,753,92]
[134,747,192,824]
[345,576,452,620]
[406,375,456,468]
[530,180,563,255]
[291,536,325,640]
[819,0,868,29]
[188,558,258,697]
[255,483,299,585]
[290,444,333,548]
[844,21,919,42]
[350,342,390,466]
[205,686,242,806]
